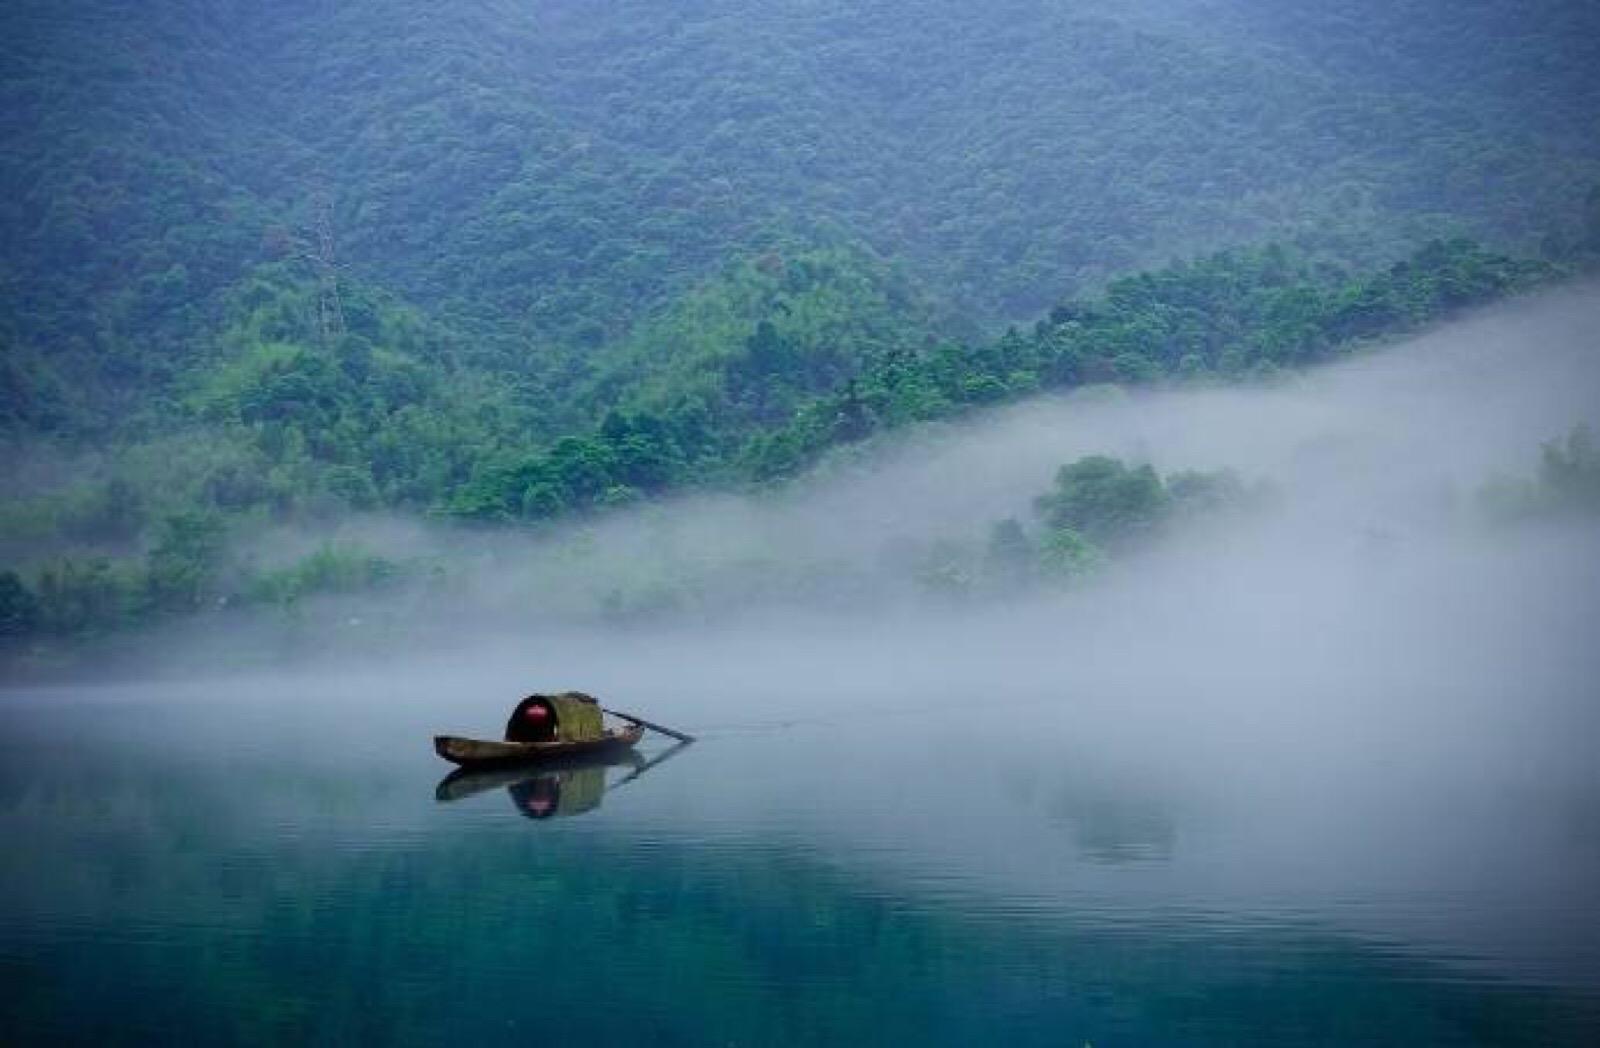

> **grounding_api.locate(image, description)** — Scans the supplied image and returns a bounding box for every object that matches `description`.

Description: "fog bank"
[161,281,1593,659]
[12,288,1599,989]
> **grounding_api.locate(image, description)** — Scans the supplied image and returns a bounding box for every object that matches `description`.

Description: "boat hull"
[433,725,645,768]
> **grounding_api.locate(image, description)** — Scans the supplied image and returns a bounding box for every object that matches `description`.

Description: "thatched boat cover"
[506,692,605,743]
[548,692,605,741]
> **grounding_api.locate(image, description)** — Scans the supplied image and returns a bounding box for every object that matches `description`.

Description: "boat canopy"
[505,692,606,743]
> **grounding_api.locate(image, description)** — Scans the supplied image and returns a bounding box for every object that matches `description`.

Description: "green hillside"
[5,0,1598,431]
[2,1,1598,658]
[0,235,1567,651]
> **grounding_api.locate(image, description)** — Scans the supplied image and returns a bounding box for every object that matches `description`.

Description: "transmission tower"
[300,186,345,345]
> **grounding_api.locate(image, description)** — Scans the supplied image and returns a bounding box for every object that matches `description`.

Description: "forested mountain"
[0,236,1565,648]
[2,1,1598,655]
[5,0,1599,426]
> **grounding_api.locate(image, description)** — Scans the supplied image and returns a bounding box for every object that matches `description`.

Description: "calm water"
[2,667,1598,1046]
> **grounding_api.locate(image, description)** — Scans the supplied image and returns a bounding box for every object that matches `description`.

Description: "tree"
[0,571,40,638]
[1035,456,1170,548]
[1538,423,1600,513]
[982,518,1036,591]
[1039,528,1104,580]
[143,512,227,614]
[36,560,126,635]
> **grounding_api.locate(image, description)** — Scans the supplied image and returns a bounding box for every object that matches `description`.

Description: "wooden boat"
[434,722,645,769]
[435,691,692,772]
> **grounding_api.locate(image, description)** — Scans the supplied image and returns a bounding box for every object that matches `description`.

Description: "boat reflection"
[435,741,694,820]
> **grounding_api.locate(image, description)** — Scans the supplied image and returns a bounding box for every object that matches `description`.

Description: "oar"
[602,707,697,743]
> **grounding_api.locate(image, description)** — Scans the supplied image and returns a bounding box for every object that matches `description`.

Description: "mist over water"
[158,279,1600,684]
[4,286,1600,1042]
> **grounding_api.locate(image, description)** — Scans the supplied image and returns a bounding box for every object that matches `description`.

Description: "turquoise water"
[2,675,1597,1046]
